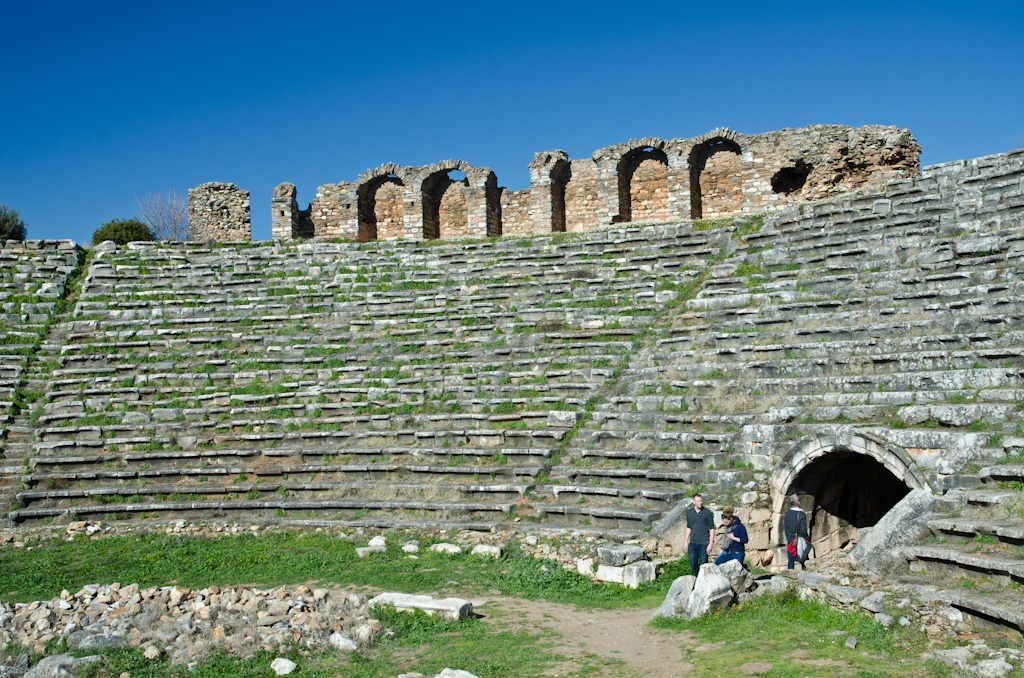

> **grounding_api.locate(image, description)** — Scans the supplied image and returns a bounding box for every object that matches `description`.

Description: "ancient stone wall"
[629,157,671,222]
[256,124,918,243]
[564,160,601,232]
[373,181,406,241]
[309,182,358,240]
[187,183,251,242]
[271,183,314,240]
[499,188,532,237]
[698,147,744,219]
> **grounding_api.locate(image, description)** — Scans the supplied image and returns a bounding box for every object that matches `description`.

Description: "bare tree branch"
[136,189,189,241]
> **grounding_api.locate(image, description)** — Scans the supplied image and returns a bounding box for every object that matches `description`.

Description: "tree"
[92,218,154,246]
[136,189,189,241]
[0,205,27,241]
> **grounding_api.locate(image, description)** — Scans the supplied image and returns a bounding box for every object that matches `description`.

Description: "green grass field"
[0,531,991,677]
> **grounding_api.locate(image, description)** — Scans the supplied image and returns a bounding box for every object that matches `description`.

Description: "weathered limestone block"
[368,593,472,621]
[597,543,645,566]
[850,489,937,573]
[651,575,695,619]
[682,564,734,618]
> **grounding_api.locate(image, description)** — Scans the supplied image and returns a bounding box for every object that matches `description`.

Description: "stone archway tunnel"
[768,431,930,564]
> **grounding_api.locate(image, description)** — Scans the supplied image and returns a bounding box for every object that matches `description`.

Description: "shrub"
[0,205,27,241]
[92,218,154,246]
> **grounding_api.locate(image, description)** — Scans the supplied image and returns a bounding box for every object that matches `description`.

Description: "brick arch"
[591,136,667,164]
[415,161,499,240]
[688,131,747,220]
[768,431,930,552]
[615,145,670,224]
[355,164,413,241]
[355,162,413,187]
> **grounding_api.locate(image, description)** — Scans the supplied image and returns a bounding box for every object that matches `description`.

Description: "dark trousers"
[688,542,708,577]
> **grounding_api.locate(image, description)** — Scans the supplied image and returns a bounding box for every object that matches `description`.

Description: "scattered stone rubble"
[0,582,381,665]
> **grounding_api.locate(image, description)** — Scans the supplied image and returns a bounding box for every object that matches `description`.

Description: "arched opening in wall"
[771,160,813,196]
[616,147,669,224]
[551,160,572,232]
[422,169,469,239]
[689,138,742,220]
[357,175,405,242]
[786,449,911,560]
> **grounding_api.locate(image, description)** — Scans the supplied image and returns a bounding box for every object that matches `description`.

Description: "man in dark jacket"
[682,493,715,576]
[714,506,748,566]
[784,493,810,570]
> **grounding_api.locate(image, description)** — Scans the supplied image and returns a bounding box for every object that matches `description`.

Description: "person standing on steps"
[713,506,748,566]
[682,493,715,577]
[784,493,810,570]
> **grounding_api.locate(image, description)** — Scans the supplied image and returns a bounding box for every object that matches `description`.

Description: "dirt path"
[317,581,696,676]
[478,596,695,677]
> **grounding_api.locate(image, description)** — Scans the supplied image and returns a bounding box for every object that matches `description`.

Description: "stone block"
[368,593,472,621]
[682,564,734,618]
[471,545,501,558]
[595,564,624,584]
[623,561,656,589]
[547,411,578,428]
[597,543,644,566]
[850,489,936,573]
[429,543,462,555]
[824,584,868,604]
[651,575,695,619]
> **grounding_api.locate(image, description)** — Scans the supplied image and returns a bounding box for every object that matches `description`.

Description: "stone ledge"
[368,593,472,621]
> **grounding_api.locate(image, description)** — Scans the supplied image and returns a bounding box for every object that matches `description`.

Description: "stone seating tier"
[2,151,1022,568]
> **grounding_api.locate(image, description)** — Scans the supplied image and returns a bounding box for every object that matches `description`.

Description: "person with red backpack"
[784,494,810,570]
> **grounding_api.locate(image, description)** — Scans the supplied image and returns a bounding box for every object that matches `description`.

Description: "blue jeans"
[788,552,804,570]
[714,550,744,566]
[688,543,708,576]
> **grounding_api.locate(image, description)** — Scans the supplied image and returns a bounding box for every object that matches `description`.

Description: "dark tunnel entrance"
[786,450,911,558]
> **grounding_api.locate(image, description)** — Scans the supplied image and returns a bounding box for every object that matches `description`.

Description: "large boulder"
[682,564,734,619]
[850,489,936,573]
[717,559,754,595]
[651,575,695,620]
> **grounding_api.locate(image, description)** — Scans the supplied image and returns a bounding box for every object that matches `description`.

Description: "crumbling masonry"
[187,125,920,242]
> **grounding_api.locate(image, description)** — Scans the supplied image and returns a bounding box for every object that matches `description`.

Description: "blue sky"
[2,1,1021,244]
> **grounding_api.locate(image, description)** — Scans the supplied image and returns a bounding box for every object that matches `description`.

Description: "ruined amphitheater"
[4,123,1024,634]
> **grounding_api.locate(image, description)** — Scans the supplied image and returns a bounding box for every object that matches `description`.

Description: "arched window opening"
[689,138,742,220]
[358,174,405,242]
[786,450,910,560]
[772,160,813,195]
[616,147,669,224]
[423,169,470,239]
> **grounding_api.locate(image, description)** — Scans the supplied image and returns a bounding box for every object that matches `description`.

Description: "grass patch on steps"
[0,532,688,610]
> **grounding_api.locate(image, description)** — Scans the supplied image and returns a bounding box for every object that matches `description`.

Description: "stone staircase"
[1,150,1022,573]
[897,463,1024,634]
[0,240,83,520]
